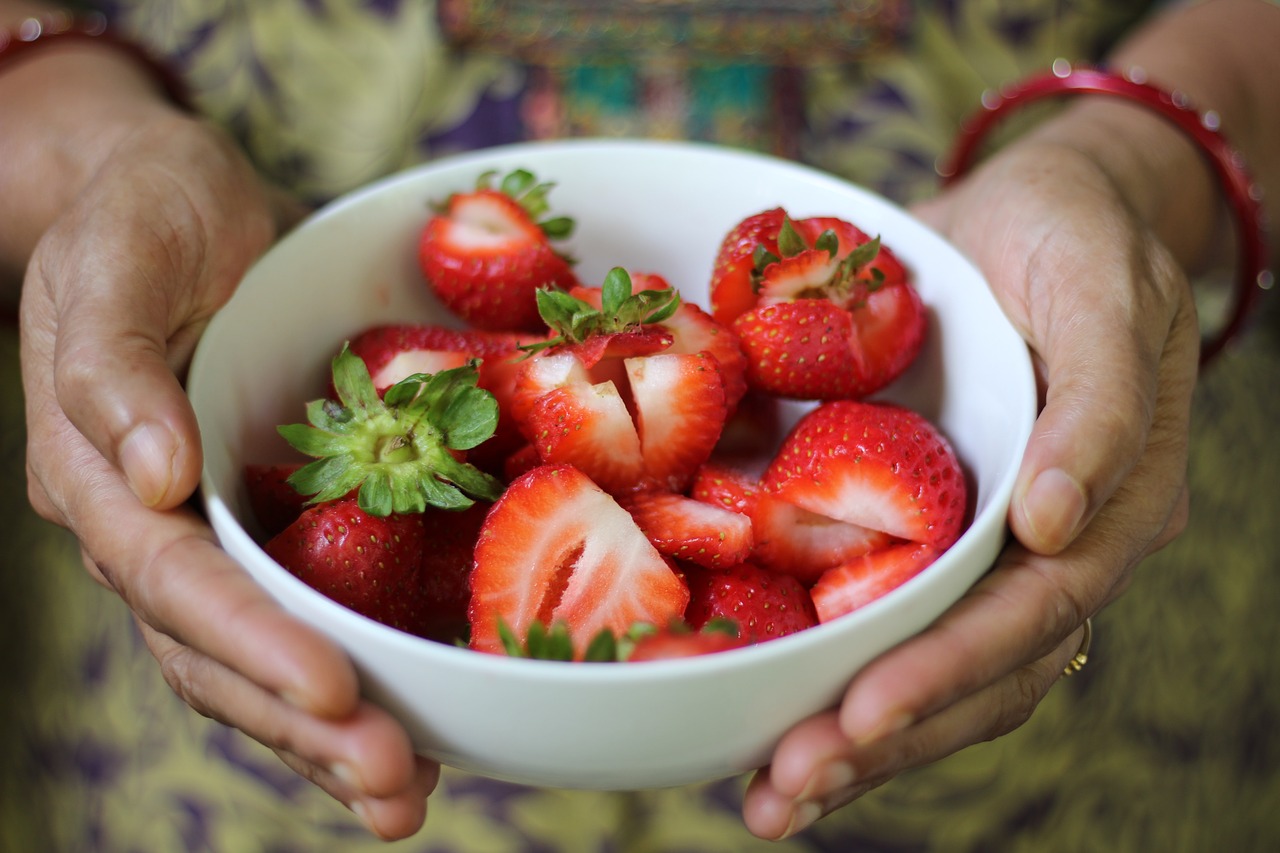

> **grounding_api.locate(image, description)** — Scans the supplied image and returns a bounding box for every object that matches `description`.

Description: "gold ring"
[1061,617,1093,677]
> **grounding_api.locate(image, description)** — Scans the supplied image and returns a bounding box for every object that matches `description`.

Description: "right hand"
[19,108,439,839]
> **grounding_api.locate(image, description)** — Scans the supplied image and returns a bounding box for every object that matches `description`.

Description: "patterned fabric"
[12,2,1280,851]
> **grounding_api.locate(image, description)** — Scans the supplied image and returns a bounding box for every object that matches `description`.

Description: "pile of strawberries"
[245,168,968,661]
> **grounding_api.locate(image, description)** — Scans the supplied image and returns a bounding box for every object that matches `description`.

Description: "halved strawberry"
[763,400,968,549]
[810,542,941,623]
[265,497,434,636]
[469,464,690,659]
[620,489,753,570]
[684,562,819,643]
[418,168,579,331]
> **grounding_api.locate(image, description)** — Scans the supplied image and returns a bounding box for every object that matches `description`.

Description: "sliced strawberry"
[684,562,819,643]
[709,207,788,326]
[469,464,690,659]
[626,352,727,493]
[521,380,646,495]
[513,270,730,495]
[810,542,941,623]
[418,169,578,331]
[626,622,748,661]
[658,299,749,410]
[749,492,891,584]
[690,461,763,517]
[620,489,753,570]
[265,497,434,636]
[763,400,968,548]
[244,462,308,538]
[594,273,749,409]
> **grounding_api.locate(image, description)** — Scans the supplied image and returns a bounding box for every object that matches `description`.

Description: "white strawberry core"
[372,350,470,390]
[449,195,528,248]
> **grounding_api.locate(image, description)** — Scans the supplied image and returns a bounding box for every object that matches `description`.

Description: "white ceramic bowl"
[188,139,1035,790]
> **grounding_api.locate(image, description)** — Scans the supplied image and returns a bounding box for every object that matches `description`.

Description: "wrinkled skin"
[19,114,438,840]
[741,139,1198,839]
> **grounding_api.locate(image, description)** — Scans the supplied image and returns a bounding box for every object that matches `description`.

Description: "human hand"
[18,111,438,839]
[740,137,1200,839]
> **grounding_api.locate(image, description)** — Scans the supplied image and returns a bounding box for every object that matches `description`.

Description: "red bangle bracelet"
[938,62,1272,367]
[0,10,190,110]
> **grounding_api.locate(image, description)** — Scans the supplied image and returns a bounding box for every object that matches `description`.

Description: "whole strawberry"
[266,497,433,636]
[418,168,579,331]
[733,217,925,400]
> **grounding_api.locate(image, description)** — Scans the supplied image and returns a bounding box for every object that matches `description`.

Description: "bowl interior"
[188,139,1036,789]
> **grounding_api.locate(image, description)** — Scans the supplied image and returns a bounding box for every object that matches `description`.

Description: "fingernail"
[1024,467,1088,553]
[798,760,856,801]
[350,799,377,835]
[854,711,913,747]
[119,422,176,507]
[780,799,822,839]
[331,762,363,792]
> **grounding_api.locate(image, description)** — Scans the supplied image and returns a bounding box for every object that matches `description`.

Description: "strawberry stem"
[278,345,503,516]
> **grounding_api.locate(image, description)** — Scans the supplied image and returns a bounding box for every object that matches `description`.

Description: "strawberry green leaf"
[277,345,502,516]
[523,268,681,354]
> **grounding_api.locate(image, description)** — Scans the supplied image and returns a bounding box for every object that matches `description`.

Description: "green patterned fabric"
[6,1,1280,850]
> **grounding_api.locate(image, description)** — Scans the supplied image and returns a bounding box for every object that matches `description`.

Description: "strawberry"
[265,497,434,636]
[732,218,925,400]
[416,502,491,642]
[749,491,891,584]
[763,400,968,549]
[626,621,748,661]
[418,168,579,331]
[512,269,730,495]
[243,462,309,538]
[610,272,749,409]
[468,464,690,660]
[620,488,754,570]
[345,323,535,471]
[809,542,941,623]
[277,344,504,516]
[708,207,788,326]
[683,562,819,643]
[690,461,762,517]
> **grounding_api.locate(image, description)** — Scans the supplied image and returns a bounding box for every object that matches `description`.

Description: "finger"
[274,750,439,841]
[139,619,420,797]
[142,623,438,842]
[1007,232,1192,555]
[832,536,1117,751]
[742,624,1083,840]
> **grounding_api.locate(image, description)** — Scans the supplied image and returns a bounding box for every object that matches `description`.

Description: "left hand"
[740,136,1200,839]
